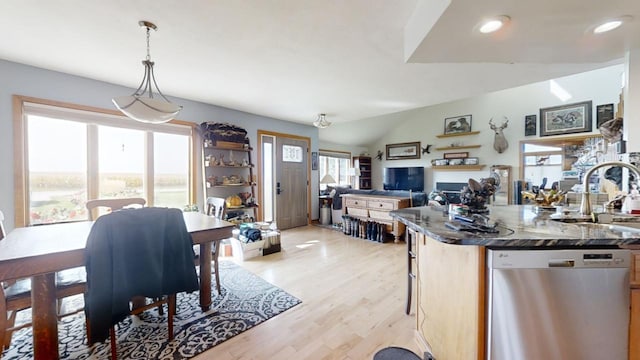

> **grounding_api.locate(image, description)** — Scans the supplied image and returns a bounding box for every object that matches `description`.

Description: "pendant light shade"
[113,21,182,124]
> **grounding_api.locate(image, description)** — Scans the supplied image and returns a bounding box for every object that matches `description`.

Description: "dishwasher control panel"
[488,249,630,269]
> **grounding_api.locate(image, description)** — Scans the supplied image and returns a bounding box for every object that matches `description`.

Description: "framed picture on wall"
[386,142,420,160]
[539,101,592,137]
[444,115,472,134]
[596,103,614,128]
[525,115,536,136]
[311,151,318,170]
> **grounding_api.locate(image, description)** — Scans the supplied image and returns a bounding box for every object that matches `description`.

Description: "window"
[318,150,351,190]
[14,97,196,226]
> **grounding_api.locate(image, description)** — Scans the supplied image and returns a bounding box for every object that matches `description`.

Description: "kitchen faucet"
[579,161,640,215]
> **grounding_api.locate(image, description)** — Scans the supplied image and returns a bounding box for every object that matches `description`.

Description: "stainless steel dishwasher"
[487,248,631,360]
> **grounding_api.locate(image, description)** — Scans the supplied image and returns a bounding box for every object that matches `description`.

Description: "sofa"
[326,186,427,224]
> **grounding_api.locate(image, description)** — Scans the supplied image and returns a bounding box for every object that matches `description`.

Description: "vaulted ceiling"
[1,0,638,145]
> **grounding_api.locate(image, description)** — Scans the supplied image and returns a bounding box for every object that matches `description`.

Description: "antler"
[489,117,496,130]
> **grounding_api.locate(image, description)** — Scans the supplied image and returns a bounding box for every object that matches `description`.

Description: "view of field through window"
[27,115,190,225]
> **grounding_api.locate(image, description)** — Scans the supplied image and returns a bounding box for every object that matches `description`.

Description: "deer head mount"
[489,117,509,154]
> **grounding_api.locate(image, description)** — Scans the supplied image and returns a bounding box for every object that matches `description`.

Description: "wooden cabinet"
[415,234,485,360]
[202,142,257,222]
[630,250,640,360]
[341,194,409,242]
[353,156,371,189]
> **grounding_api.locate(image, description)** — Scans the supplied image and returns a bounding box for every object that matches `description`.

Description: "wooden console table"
[341,194,410,243]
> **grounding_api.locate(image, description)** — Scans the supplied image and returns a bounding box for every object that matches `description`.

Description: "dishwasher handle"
[548,259,575,267]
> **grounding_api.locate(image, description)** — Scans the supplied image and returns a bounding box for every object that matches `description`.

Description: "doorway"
[258,131,310,230]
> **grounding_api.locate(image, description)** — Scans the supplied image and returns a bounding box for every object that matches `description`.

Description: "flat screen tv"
[383,167,425,192]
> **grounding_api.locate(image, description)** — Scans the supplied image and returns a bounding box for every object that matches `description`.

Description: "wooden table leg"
[32,273,58,360]
[199,242,212,311]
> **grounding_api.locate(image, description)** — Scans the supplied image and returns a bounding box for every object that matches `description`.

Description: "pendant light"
[313,113,332,129]
[112,21,182,124]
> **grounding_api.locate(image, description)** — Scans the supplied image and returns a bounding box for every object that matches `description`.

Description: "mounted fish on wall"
[489,117,509,153]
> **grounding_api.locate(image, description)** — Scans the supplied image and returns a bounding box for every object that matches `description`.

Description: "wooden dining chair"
[197,197,227,294]
[84,207,199,359]
[0,210,87,351]
[86,197,146,221]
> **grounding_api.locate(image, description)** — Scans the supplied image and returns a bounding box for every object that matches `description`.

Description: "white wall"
[368,64,625,193]
[0,59,320,231]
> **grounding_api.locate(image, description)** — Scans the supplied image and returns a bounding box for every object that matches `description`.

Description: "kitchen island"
[391,205,640,360]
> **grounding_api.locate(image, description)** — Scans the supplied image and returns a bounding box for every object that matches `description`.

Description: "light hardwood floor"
[194,224,422,360]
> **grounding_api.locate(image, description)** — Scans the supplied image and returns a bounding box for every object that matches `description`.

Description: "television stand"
[341,194,411,243]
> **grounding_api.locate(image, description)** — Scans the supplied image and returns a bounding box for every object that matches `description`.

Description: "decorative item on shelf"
[313,113,332,129]
[444,115,472,135]
[206,176,217,188]
[489,117,509,153]
[241,158,249,167]
[238,192,256,207]
[433,159,448,166]
[222,175,243,185]
[200,122,248,145]
[539,100,592,137]
[444,152,468,159]
[459,177,497,213]
[112,21,182,124]
[225,194,243,208]
[464,157,479,165]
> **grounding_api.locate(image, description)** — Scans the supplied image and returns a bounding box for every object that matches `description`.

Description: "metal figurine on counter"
[459,177,497,213]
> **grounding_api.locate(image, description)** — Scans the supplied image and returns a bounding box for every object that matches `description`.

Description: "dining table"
[0,211,235,360]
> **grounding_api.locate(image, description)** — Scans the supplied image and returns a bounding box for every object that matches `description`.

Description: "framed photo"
[311,151,318,170]
[432,159,448,166]
[443,152,469,159]
[386,141,420,160]
[525,115,536,136]
[463,157,479,165]
[444,114,472,134]
[539,101,592,137]
[596,103,614,128]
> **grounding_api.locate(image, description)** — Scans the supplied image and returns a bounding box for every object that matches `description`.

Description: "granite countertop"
[390,205,640,247]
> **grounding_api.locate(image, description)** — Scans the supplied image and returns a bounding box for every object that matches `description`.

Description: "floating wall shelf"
[436,131,480,138]
[435,145,482,151]
[431,165,486,171]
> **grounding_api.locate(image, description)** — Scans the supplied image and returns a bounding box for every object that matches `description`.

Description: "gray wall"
[0,59,319,231]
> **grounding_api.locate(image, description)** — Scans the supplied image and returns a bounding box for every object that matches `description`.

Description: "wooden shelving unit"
[431,165,486,171]
[353,156,372,189]
[435,145,482,151]
[436,131,480,138]
[202,140,257,221]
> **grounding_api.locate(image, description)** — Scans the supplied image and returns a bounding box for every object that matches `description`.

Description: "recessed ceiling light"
[479,16,510,34]
[592,16,632,34]
[594,20,623,34]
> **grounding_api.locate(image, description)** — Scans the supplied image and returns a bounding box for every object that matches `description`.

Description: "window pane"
[27,116,88,224]
[98,126,145,199]
[154,132,189,208]
[282,145,303,162]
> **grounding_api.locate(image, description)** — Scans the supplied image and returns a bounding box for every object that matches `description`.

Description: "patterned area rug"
[2,261,301,359]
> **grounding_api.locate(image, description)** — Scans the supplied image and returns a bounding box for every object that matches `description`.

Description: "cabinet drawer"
[345,198,367,208]
[367,200,394,210]
[346,207,368,218]
[369,209,392,221]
